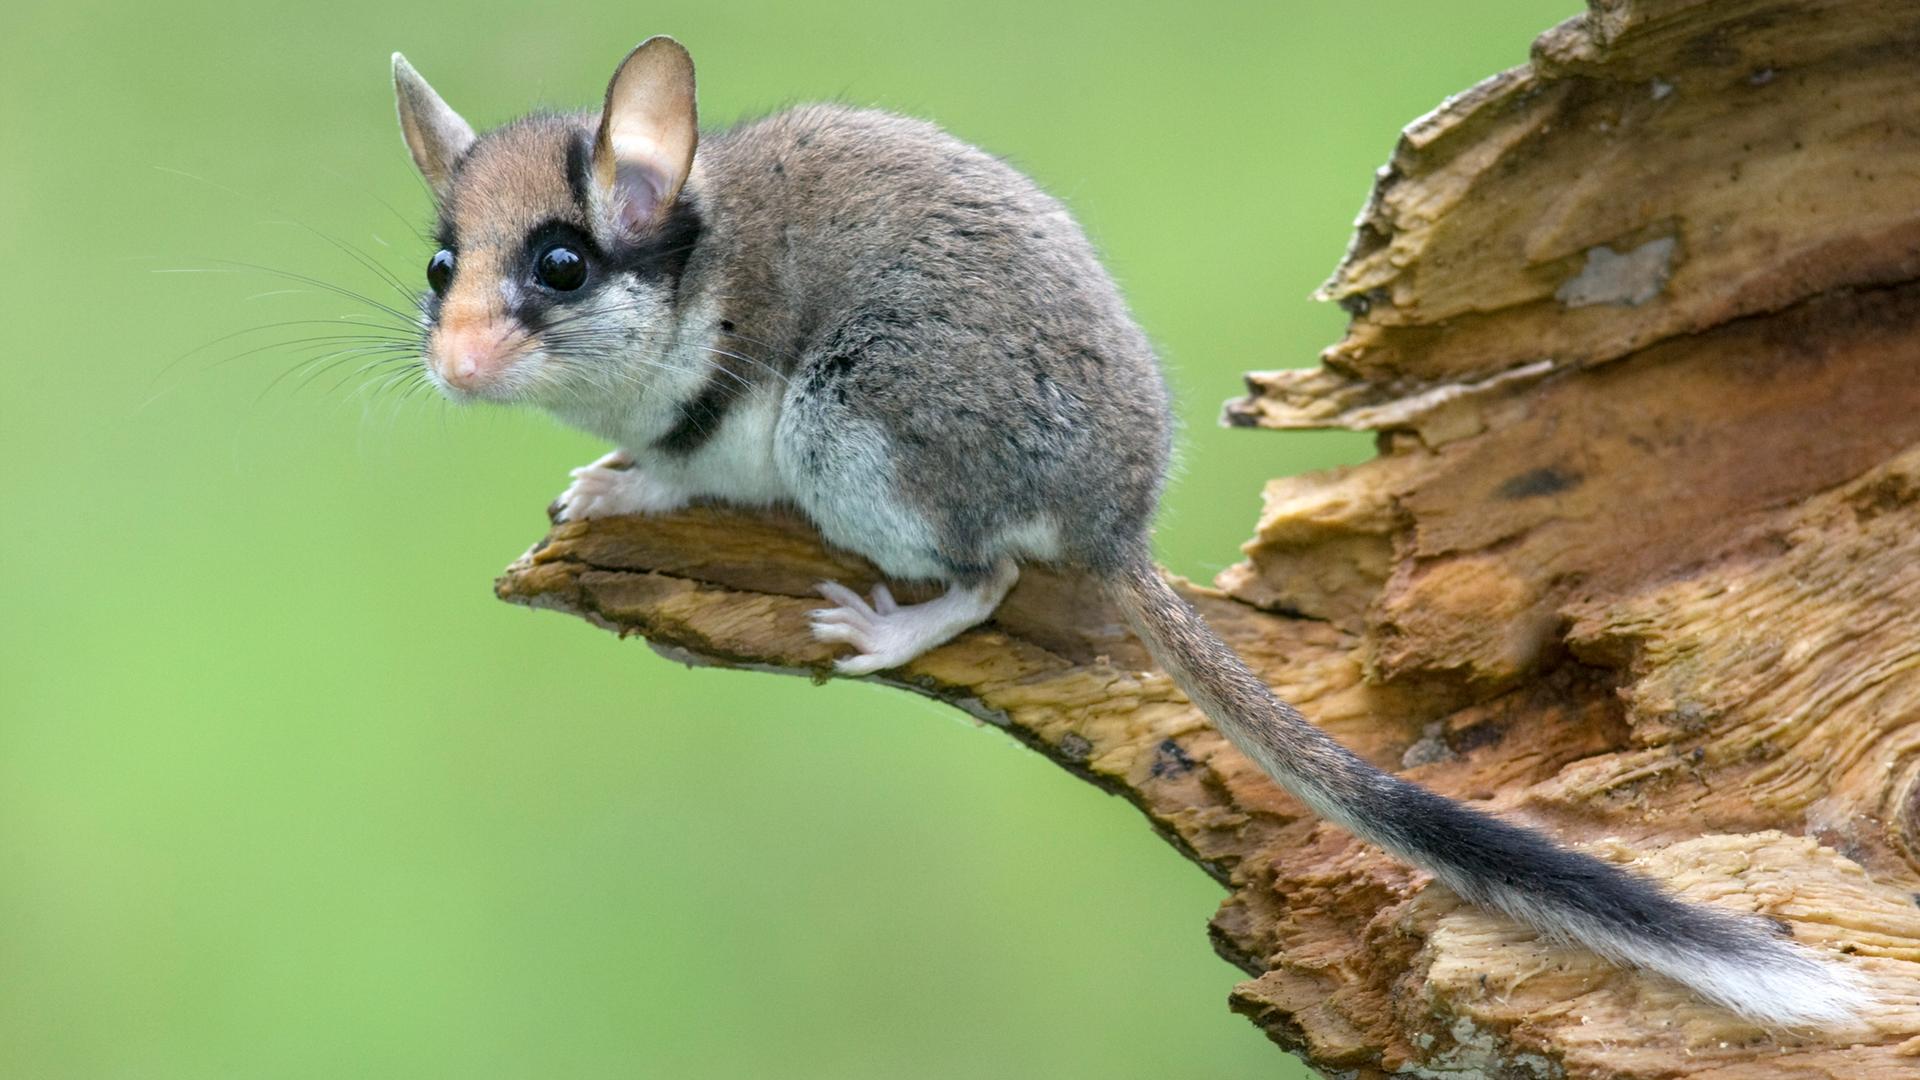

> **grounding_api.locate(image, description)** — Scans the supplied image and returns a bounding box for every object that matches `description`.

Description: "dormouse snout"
[429,311,527,394]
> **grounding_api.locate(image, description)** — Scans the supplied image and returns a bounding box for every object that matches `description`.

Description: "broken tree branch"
[497,1,1920,1074]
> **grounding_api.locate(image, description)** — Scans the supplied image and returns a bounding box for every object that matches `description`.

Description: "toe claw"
[815,581,868,611]
[811,622,865,647]
[835,654,890,676]
[810,609,867,630]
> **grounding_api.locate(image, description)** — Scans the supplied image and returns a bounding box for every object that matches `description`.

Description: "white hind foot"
[551,450,688,522]
[810,560,1018,675]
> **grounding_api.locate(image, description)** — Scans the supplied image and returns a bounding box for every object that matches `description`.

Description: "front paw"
[549,452,686,523]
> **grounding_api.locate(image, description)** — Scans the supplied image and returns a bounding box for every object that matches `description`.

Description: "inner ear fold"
[591,36,698,245]
[392,54,476,201]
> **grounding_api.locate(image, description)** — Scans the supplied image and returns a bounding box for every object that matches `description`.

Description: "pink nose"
[433,320,520,389]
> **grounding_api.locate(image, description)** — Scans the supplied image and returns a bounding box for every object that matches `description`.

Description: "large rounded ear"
[391,53,476,202]
[591,36,698,245]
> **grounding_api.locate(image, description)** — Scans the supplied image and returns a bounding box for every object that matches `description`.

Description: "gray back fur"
[693,105,1173,578]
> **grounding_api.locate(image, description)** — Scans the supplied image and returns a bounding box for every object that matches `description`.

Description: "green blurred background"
[2,2,1573,1076]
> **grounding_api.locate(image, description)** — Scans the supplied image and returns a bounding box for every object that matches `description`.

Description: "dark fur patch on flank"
[653,365,740,456]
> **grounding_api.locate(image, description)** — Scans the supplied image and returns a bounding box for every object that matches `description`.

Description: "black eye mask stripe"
[421,136,704,338]
[618,198,704,291]
[518,220,601,274]
[561,127,704,291]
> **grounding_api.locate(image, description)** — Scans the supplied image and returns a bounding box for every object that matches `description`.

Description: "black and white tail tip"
[1105,559,1873,1029]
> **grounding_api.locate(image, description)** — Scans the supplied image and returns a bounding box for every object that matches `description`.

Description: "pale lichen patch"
[1555,237,1677,308]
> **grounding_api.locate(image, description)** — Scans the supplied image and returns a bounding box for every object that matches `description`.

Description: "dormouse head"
[391,38,700,405]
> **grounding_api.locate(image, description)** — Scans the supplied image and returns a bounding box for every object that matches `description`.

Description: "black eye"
[426,249,455,296]
[535,245,587,291]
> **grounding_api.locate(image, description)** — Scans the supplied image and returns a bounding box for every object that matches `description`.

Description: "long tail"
[1103,557,1866,1027]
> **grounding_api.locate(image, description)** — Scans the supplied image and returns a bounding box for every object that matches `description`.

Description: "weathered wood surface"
[497,1,1920,1074]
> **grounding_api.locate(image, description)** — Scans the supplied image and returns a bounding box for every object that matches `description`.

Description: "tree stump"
[496,0,1920,1073]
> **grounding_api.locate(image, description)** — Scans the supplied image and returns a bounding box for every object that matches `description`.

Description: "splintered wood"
[496,1,1920,1074]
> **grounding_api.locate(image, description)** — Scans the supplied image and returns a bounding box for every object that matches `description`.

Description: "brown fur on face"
[426,116,593,394]
[441,116,591,251]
